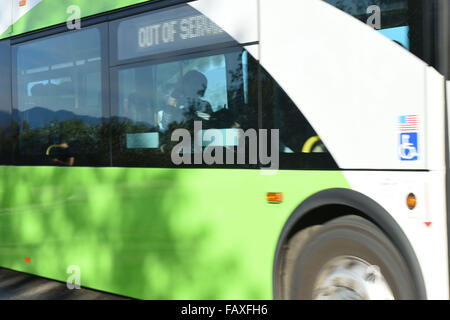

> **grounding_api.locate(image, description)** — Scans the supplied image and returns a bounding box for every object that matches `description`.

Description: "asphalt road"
[0,268,129,300]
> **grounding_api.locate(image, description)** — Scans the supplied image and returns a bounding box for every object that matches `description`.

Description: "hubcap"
[312,256,395,300]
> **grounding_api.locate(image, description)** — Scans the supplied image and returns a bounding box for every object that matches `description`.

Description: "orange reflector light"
[19,0,26,7]
[407,193,416,210]
[267,192,283,203]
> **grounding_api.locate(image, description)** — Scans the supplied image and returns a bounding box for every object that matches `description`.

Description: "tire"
[284,215,417,300]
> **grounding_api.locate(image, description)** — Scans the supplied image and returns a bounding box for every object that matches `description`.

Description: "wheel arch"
[273,187,427,300]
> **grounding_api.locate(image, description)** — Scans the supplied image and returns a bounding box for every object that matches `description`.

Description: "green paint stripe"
[0,166,350,299]
[1,0,151,40]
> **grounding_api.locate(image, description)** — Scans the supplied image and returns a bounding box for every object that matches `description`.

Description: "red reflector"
[266,192,283,203]
[24,257,31,263]
[19,0,27,7]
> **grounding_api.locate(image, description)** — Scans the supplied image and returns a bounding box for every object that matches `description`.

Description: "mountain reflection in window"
[14,27,107,166]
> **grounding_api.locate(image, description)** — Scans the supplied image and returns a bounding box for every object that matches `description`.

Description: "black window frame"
[0,40,13,165]
[435,0,450,80]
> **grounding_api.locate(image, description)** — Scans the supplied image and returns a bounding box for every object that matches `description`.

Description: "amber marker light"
[407,193,416,210]
[267,192,283,204]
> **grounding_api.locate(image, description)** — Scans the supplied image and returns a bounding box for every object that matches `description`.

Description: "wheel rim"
[312,256,395,300]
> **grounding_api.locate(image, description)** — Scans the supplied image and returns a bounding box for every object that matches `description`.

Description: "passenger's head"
[58,134,69,146]
[175,70,208,99]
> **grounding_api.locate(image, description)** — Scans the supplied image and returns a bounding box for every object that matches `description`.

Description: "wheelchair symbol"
[399,133,418,161]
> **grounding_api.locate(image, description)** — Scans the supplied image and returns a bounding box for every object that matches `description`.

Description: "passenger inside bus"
[47,135,75,166]
[158,70,213,131]
[120,51,256,159]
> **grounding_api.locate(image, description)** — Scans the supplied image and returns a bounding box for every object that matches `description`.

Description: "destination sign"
[116,5,235,61]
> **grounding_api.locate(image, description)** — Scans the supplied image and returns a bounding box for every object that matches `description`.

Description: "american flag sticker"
[398,115,419,161]
[398,115,419,132]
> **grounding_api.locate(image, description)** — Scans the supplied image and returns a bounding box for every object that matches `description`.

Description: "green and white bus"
[0,0,449,300]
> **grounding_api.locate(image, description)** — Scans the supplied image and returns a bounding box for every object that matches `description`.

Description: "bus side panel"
[342,69,448,299]
[0,167,349,299]
[343,170,449,299]
[0,1,13,37]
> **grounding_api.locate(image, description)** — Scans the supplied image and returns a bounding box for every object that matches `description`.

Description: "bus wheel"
[284,215,417,300]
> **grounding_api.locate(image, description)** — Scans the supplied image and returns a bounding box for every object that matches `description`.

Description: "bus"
[0,0,448,300]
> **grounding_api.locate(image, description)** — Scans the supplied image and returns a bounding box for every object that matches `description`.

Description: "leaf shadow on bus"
[98,167,249,299]
[0,157,249,299]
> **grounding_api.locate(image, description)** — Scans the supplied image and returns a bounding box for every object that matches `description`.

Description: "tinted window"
[261,67,337,170]
[324,0,428,60]
[111,48,259,168]
[13,27,108,166]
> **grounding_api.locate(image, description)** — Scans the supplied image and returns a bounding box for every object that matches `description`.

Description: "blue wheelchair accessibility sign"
[399,132,419,161]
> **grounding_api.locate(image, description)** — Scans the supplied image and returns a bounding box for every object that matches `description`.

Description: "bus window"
[0,40,12,165]
[13,27,108,166]
[111,49,258,168]
[261,67,338,170]
[323,0,427,60]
